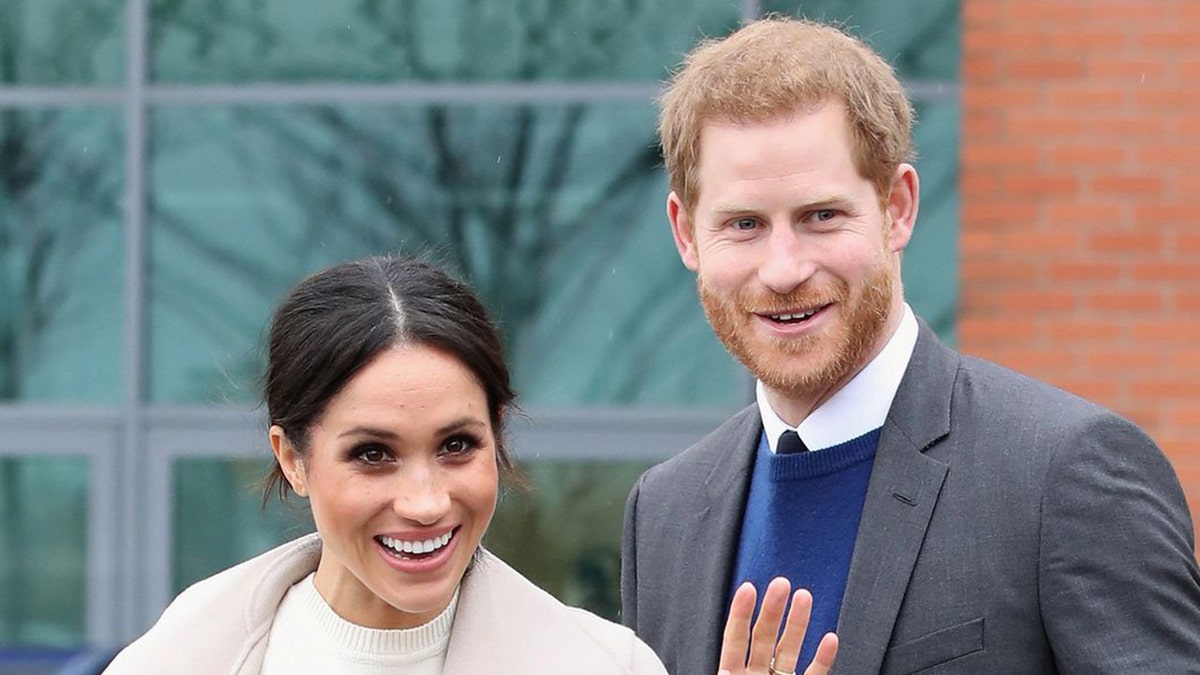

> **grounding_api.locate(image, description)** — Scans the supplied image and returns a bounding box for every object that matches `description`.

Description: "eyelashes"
[346,432,486,466]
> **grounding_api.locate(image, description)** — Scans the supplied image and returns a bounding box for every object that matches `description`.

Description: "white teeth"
[770,310,817,321]
[380,531,453,555]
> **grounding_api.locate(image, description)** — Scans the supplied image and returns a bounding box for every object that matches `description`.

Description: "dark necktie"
[778,430,809,454]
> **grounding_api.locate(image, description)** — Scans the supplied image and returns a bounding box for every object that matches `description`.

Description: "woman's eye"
[441,435,479,457]
[354,445,390,464]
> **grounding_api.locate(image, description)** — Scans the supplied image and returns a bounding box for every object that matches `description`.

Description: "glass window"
[148,103,739,407]
[151,0,741,84]
[173,459,313,593]
[0,457,89,647]
[905,100,960,341]
[0,108,125,403]
[486,460,654,621]
[763,0,960,81]
[0,0,125,85]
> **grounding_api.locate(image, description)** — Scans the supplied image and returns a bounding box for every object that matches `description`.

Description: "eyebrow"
[336,417,487,440]
[709,195,852,216]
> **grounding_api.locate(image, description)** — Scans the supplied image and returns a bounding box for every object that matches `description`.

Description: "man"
[621,17,1200,675]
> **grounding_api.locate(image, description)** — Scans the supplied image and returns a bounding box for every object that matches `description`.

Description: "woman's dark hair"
[262,254,517,501]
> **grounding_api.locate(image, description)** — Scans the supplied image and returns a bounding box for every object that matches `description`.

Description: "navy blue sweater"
[730,428,881,666]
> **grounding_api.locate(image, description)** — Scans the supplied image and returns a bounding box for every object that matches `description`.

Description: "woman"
[104,255,834,674]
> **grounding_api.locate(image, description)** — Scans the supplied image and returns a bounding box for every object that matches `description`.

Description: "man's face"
[668,101,916,417]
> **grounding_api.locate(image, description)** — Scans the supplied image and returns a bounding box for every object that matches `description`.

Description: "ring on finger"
[769,657,797,675]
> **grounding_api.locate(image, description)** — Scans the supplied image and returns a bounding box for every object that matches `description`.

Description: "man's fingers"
[803,633,839,675]
[769,588,813,675]
[746,577,791,671]
[719,582,757,671]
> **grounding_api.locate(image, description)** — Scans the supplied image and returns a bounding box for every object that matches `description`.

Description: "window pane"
[0,1,125,85]
[0,457,88,647]
[150,0,741,83]
[762,0,960,81]
[148,103,739,406]
[173,459,313,593]
[0,108,124,403]
[486,460,653,621]
[904,100,960,341]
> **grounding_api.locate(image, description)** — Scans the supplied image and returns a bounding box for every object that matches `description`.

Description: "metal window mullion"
[114,0,151,645]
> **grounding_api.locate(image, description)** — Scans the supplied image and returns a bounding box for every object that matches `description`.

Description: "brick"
[1007,58,1087,80]
[1131,320,1200,343]
[963,113,1003,136]
[958,317,1039,343]
[1089,116,1169,137]
[1131,261,1200,282]
[1043,30,1129,51]
[1085,290,1165,313]
[989,348,1079,376]
[1138,144,1200,167]
[1136,31,1200,51]
[964,30,1046,53]
[1048,144,1125,165]
[1178,293,1200,312]
[1090,231,1166,253]
[997,290,1079,312]
[1136,204,1198,225]
[963,58,1002,81]
[960,231,1000,254]
[1004,174,1081,197]
[961,202,1039,225]
[1045,201,1126,224]
[1010,1,1084,24]
[1046,320,1124,340]
[961,260,1040,283]
[964,86,1042,109]
[1048,87,1127,108]
[1002,230,1083,253]
[1006,113,1085,137]
[1131,378,1200,399]
[1136,88,1200,109]
[1168,407,1200,429]
[962,143,1040,168]
[1092,174,1166,196]
[961,173,1001,195]
[1088,58,1169,80]
[1046,261,1123,283]
[1084,348,1162,371]
[1176,233,1200,253]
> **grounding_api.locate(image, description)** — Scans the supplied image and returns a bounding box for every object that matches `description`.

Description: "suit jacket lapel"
[834,322,956,674]
[680,405,763,675]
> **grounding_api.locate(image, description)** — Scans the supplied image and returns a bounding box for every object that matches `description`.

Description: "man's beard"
[699,261,895,401]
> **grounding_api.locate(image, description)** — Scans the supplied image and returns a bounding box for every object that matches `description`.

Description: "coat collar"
[833,319,957,674]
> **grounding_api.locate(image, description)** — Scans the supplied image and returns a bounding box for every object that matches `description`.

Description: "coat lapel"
[678,406,763,675]
[834,322,956,674]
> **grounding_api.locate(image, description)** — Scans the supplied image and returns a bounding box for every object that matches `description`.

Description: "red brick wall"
[960,0,1200,536]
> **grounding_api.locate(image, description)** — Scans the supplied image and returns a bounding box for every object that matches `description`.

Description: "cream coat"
[105,534,666,674]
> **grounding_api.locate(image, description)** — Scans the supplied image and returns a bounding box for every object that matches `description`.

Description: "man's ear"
[884,163,919,254]
[667,191,700,271]
[269,425,307,497]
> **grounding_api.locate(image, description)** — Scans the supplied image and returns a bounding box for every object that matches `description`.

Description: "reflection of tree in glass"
[152,0,738,82]
[487,461,653,622]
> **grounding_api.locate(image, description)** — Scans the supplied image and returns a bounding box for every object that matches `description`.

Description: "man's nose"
[757,223,817,294]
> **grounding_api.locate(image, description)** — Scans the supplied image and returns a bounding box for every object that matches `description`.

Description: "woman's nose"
[392,467,451,525]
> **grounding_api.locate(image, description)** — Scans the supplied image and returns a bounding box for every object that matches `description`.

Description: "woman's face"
[271,344,499,629]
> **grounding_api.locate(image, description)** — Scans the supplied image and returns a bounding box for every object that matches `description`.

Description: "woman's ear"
[269,425,308,497]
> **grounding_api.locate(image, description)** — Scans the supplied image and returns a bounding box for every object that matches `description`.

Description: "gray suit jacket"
[622,322,1200,674]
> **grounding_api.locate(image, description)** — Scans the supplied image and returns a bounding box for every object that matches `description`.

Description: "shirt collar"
[759,304,918,453]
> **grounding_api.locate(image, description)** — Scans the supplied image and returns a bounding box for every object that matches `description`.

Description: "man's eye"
[814,209,837,222]
[732,218,758,231]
